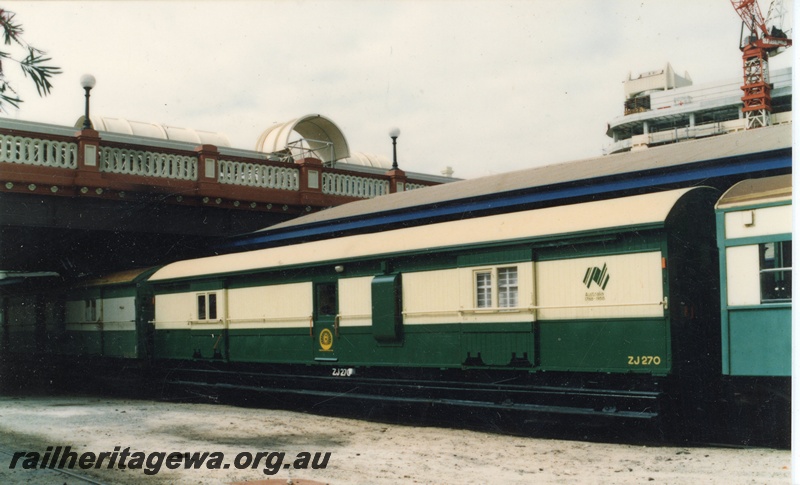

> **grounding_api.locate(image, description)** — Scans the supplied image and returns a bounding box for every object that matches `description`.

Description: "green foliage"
[0,8,61,111]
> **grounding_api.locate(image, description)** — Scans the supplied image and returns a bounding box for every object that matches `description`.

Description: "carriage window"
[498,267,518,308]
[208,293,217,319]
[474,266,518,309]
[760,241,791,303]
[197,294,206,320]
[197,292,218,320]
[84,299,97,321]
[475,271,492,308]
[316,283,338,316]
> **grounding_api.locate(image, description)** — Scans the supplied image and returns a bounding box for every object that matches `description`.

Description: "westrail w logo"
[583,263,610,290]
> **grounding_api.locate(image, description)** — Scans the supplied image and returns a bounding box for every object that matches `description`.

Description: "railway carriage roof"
[78,267,158,287]
[716,174,792,209]
[151,187,704,282]
[230,124,790,248]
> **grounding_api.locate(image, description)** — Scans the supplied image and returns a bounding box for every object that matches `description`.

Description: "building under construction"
[604,63,792,155]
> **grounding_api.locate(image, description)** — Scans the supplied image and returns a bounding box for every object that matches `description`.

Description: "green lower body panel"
[335,324,464,367]
[461,323,534,366]
[154,330,185,360]
[101,331,137,358]
[62,331,102,356]
[725,307,790,376]
[60,330,137,358]
[538,318,670,373]
[4,329,38,355]
[155,323,530,368]
[229,328,311,363]
[155,329,226,360]
[153,319,667,375]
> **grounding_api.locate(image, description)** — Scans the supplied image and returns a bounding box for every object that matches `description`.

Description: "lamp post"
[389,127,400,169]
[80,74,96,130]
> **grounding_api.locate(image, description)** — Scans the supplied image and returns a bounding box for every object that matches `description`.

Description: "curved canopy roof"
[151,187,700,282]
[78,267,158,287]
[75,115,232,147]
[716,174,792,210]
[255,114,350,164]
[343,151,392,168]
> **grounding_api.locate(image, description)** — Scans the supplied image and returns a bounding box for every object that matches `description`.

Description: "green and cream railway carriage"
[37,185,723,421]
[716,175,791,377]
[714,175,791,433]
[144,187,717,376]
[61,268,158,359]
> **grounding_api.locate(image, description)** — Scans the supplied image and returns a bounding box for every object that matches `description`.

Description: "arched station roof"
[343,151,391,169]
[255,114,350,164]
[75,115,232,147]
[716,174,792,210]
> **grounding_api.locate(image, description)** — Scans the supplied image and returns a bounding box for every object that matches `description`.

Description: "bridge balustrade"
[322,171,390,198]
[405,182,428,191]
[102,145,198,181]
[218,159,299,191]
[0,133,78,169]
[0,122,439,215]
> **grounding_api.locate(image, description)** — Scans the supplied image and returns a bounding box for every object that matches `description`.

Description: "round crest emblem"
[319,328,333,351]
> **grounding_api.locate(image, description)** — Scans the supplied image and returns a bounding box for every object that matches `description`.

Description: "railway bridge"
[0,116,450,281]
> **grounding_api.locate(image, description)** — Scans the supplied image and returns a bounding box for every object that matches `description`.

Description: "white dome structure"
[255,114,350,165]
[342,151,392,169]
[75,115,232,147]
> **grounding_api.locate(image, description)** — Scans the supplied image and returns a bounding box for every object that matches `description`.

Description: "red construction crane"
[730,0,792,129]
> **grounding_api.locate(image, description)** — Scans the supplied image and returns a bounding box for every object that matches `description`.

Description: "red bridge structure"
[0,114,452,280]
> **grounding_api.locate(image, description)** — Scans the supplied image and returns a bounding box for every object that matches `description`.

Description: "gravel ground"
[0,395,790,484]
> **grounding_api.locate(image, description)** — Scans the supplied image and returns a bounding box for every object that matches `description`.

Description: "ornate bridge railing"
[0,133,78,169]
[322,171,390,198]
[218,159,299,191]
[0,120,445,216]
[101,145,198,181]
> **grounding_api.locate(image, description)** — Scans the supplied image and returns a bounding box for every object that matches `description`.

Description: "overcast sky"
[2,1,795,179]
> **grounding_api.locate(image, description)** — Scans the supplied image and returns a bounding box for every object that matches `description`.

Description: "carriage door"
[313,282,339,362]
[135,288,155,361]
